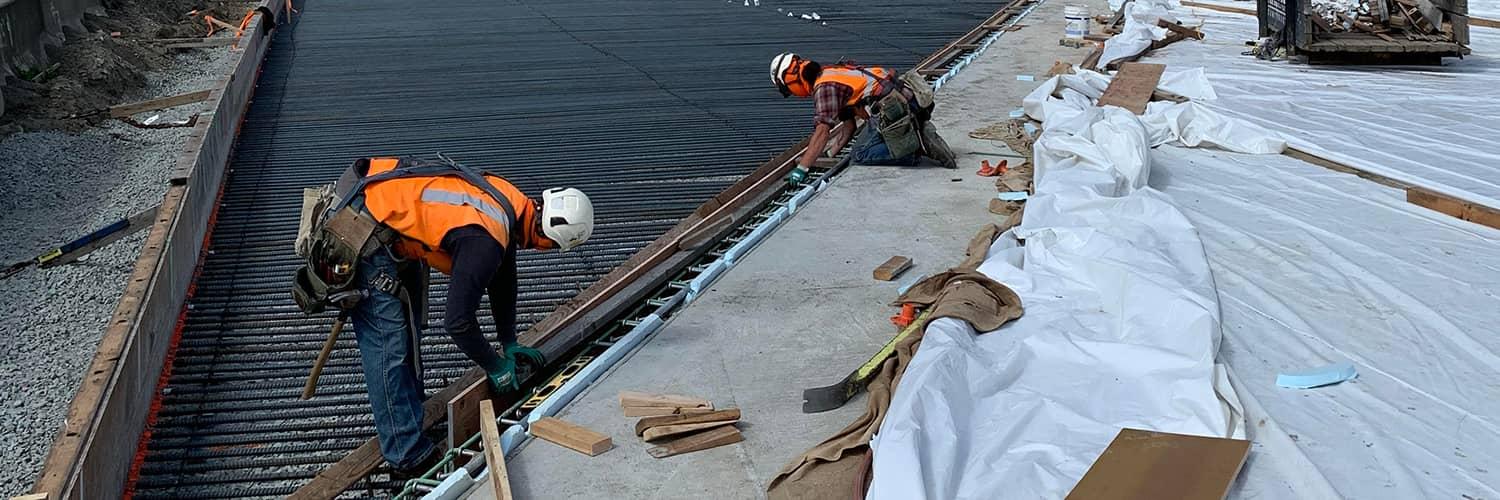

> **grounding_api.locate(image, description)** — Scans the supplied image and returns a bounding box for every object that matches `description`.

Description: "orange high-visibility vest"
[360,158,549,273]
[814,66,896,107]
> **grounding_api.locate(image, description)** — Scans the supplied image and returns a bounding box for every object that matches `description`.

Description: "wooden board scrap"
[873,256,913,281]
[108,89,213,118]
[530,417,612,456]
[1407,187,1500,229]
[618,391,712,409]
[643,421,735,442]
[478,401,513,500]
[635,408,742,436]
[647,425,744,458]
[1066,428,1250,500]
[1097,63,1166,115]
[622,406,717,417]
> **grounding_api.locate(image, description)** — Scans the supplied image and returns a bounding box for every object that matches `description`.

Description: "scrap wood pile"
[1307,0,1468,43]
[619,391,745,458]
[1085,2,1205,70]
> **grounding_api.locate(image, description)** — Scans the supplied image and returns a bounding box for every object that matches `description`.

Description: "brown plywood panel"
[1097,63,1166,115]
[1067,428,1250,500]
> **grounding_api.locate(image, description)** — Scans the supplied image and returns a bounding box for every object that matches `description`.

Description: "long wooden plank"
[108,89,213,118]
[447,378,494,456]
[618,391,711,409]
[478,401,513,500]
[1407,187,1500,229]
[643,421,738,442]
[1180,0,1255,15]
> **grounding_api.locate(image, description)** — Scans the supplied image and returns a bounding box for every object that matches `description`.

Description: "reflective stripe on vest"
[419,187,512,235]
[815,66,894,107]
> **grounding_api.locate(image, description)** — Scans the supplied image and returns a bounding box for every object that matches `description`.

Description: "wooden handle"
[301,316,347,400]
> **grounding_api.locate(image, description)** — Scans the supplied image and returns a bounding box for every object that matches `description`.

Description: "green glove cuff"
[487,356,518,392]
[787,166,809,186]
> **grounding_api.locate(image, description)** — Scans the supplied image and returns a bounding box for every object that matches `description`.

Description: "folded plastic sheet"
[866,73,1283,498]
[1100,0,1180,67]
[1152,5,1500,209]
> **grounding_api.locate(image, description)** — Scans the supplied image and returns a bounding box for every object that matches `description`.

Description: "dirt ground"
[0,0,255,135]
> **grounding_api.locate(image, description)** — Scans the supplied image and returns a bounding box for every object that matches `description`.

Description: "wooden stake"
[872,256,914,281]
[479,401,513,500]
[618,391,711,409]
[644,422,735,442]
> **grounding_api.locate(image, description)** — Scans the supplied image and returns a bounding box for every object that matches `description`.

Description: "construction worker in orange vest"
[309,156,594,476]
[769,52,957,185]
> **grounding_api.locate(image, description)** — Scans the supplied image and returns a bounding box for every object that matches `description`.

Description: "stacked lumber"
[621,391,744,458]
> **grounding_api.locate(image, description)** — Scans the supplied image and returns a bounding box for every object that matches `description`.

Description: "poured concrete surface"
[483,0,1110,497]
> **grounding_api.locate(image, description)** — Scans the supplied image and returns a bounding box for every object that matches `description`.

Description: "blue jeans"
[850,114,920,166]
[352,247,436,470]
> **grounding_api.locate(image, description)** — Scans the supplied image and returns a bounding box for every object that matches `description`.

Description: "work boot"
[920,122,958,169]
[390,448,443,481]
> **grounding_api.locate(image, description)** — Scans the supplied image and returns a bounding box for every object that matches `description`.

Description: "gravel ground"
[0,43,238,496]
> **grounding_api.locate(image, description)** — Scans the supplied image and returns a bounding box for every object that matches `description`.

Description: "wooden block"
[623,405,716,417]
[530,417,612,456]
[447,377,493,454]
[109,89,213,117]
[635,408,742,436]
[647,425,744,458]
[478,401,513,500]
[618,390,711,409]
[1156,19,1206,39]
[1097,62,1167,115]
[1066,428,1250,500]
[1046,60,1076,77]
[872,256,913,281]
[644,421,736,442]
[12,494,51,500]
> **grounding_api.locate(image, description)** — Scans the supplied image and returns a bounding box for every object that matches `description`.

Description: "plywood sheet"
[1067,428,1250,500]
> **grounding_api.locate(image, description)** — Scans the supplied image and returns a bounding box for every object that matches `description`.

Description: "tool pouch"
[291,204,379,314]
[876,93,922,159]
[898,71,936,120]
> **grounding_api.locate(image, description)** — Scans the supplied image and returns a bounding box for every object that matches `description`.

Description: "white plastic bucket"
[1064,5,1090,38]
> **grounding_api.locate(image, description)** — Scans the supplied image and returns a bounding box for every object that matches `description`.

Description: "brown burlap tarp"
[767,225,1023,500]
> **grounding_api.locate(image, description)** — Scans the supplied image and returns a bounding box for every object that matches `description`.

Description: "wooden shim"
[623,406,717,417]
[1407,187,1500,229]
[635,408,742,436]
[108,89,213,118]
[1067,428,1249,500]
[619,391,711,409]
[643,422,736,442]
[647,425,744,459]
[447,378,494,455]
[1097,63,1166,115]
[478,401,513,500]
[872,256,913,281]
[530,417,612,456]
[1156,19,1206,39]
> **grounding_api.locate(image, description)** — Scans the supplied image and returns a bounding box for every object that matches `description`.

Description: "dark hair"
[801,60,822,83]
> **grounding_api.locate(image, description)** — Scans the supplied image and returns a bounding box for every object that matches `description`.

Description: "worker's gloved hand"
[504,343,546,370]
[486,356,519,393]
[786,166,809,186]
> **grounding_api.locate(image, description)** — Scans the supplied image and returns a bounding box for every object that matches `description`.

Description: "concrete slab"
[481,1,1111,498]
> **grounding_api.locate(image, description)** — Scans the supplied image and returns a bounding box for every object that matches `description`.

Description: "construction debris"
[1097,62,1167,115]
[479,401,515,500]
[530,417,612,456]
[1261,0,1470,61]
[872,256,914,281]
[1067,429,1250,500]
[647,425,744,458]
[619,390,714,417]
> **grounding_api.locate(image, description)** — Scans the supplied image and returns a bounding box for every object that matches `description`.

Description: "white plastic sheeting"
[866,72,1285,498]
[1100,0,1180,67]
[1157,4,1500,209]
[1149,146,1500,499]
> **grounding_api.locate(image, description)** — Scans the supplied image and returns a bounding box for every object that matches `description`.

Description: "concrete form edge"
[28,2,287,498]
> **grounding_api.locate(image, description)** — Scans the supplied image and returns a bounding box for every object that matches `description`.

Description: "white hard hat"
[540,187,594,251]
[770,52,799,88]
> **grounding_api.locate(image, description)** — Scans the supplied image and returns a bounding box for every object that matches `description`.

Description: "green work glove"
[786,166,809,186]
[505,343,546,369]
[486,356,519,392]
